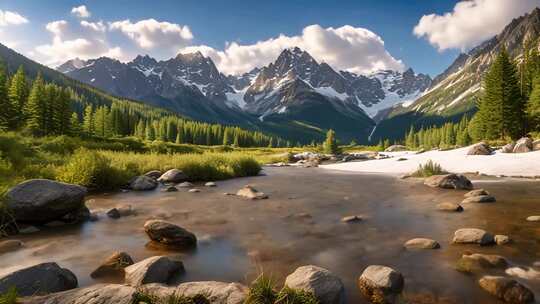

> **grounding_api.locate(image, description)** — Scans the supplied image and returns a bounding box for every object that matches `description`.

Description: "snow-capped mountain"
[56,58,88,73]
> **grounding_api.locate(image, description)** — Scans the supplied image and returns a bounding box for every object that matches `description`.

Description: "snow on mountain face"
[56,58,89,73]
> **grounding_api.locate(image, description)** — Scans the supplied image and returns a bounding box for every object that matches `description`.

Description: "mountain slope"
[372,7,540,142]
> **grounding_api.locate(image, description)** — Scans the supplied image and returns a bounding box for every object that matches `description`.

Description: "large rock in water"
[513,137,533,153]
[467,142,493,155]
[0,262,77,296]
[358,265,404,304]
[284,265,345,304]
[478,276,535,303]
[90,251,134,278]
[403,238,440,249]
[236,185,268,199]
[424,174,473,190]
[455,253,508,274]
[144,220,197,248]
[452,228,494,245]
[129,176,157,191]
[501,143,515,153]
[144,170,162,180]
[461,195,496,204]
[144,281,248,304]
[6,179,87,223]
[124,256,184,286]
[157,169,188,183]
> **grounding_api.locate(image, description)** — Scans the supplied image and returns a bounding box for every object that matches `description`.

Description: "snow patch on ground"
[321,145,540,177]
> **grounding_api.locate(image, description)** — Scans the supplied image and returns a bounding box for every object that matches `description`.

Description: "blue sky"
[0,0,538,76]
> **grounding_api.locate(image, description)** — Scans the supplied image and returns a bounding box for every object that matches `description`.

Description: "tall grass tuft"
[0,287,17,304]
[245,274,319,304]
[411,160,447,177]
[131,290,209,304]
[275,287,319,304]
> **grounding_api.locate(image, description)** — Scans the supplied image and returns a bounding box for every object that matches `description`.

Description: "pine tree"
[527,75,540,131]
[83,105,95,135]
[8,66,28,129]
[24,73,45,135]
[0,60,10,131]
[70,112,81,135]
[323,129,339,154]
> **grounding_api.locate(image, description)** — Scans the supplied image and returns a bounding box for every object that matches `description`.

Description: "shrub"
[411,160,447,177]
[38,136,80,154]
[275,287,319,304]
[0,287,17,304]
[245,275,319,304]
[56,148,127,189]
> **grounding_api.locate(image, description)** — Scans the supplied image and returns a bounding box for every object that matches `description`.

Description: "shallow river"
[1,167,540,303]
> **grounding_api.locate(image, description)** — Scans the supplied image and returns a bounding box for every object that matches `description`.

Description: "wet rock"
[0,262,77,296]
[461,195,496,204]
[129,176,158,191]
[424,174,473,190]
[106,208,121,219]
[526,216,540,222]
[6,179,87,223]
[20,284,135,304]
[467,142,493,155]
[144,281,248,304]
[164,186,178,192]
[341,215,362,223]
[358,265,404,304]
[436,202,463,212]
[0,239,24,254]
[144,220,197,248]
[495,235,510,245]
[285,265,345,304]
[464,189,489,197]
[236,185,268,199]
[533,139,540,151]
[478,276,534,303]
[177,182,194,188]
[61,206,91,224]
[513,137,533,153]
[205,182,217,187]
[188,188,200,193]
[90,252,134,278]
[158,169,188,183]
[501,143,515,153]
[456,253,508,274]
[452,228,494,245]
[117,205,134,217]
[404,238,440,249]
[18,225,40,234]
[124,256,185,286]
[384,145,407,152]
[144,170,162,180]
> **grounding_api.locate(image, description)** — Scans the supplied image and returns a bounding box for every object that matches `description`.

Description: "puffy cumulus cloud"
[35,20,124,66]
[81,20,106,32]
[414,0,539,51]
[0,10,29,26]
[71,5,90,18]
[109,19,193,50]
[181,24,404,75]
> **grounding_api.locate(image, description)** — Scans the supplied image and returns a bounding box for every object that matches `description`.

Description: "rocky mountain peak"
[56,58,88,73]
[131,54,158,68]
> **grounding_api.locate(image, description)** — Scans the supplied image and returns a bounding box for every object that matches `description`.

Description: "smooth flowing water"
[1,167,540,303]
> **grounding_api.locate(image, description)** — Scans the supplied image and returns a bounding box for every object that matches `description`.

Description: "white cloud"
[0,10,29,26]
[71,5,90,18]
[181,24,404,75]
[414,0,539,51]
[35,20,124,66]
[109,19,193,50]
[81,20,106,32]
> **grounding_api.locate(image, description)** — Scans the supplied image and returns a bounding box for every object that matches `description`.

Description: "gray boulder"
[513,137,533,153]
[479,276,534,303]
[144,281,248,304]
[129,176,158,191]
[20,284,135,304]
[465,189,489,197]
[144,220,197,248]
[205,182,217,187]
[0,262,77,296]
[144,170,162,180]
[456,253,508,274]
[501,143,515,153]
[436,202,463,212]
[158,169,188,183]
[452,228,494,245]
[284,265,345,304]
[461,195,496,204]
[6,179,87,223]
[533,139,540,151]
[404,238,440,249]
[358,265,404,304]
[467,142,493,155]
[424,174,473,190]
[236,185,268,199]
[124,256,184,286]
[90,251,134,278]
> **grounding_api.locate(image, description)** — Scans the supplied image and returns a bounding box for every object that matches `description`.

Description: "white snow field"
[321,146,540,177]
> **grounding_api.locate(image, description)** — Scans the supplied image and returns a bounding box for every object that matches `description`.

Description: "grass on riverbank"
[244,275,319,304]
[132,290,210,304]
[411,160,448,177]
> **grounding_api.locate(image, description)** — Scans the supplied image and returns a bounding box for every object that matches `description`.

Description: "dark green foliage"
[8,66,28,129]
[132,290,209,304]
[0,61,11,131]
[0,286,17,304]
[411,160,447,177]
[473,47,525,140]
[402,115,472,150]
[527,75,540,131]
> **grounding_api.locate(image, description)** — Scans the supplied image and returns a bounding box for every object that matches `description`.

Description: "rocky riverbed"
[1,167,540,303]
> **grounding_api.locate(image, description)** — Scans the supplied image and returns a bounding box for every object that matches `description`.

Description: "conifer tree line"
[401,40,540,149]
[0,61,286,147]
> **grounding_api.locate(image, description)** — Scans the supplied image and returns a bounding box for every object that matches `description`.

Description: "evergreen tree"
[24,73,45,134]
[0,61,10,131]
[83,105,95,135]
[8,66,28,129]
[527,75,540,131]
[323,129,339,154]
[70,112,81,136]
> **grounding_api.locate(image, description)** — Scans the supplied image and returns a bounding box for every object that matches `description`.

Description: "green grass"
[132,290,209,304]
[245,275,319,304]
[0,287,17,304]
[411,160,448,177]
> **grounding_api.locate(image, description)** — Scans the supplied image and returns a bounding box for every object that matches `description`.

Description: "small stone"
[106,208,121,219]
[164,186,178,192]
[177,182,194,188]
[285,265,345,304]
[436,202,463,212]
[341,215,362,223]
[205,182,217,187]
[358,265,404,304]
[90,251,134,278]
[157,169,188,183]
[526,216,540,222]
[456,253,508,274]
[495,235,510,245]
[129,176,158,191]
[0,240,24,254]
[461,195,496,204]
[452,228,494,245]
[478,276,535,303]
[404,238,440,249]
[0,262,78,296]
[143,220,197,248]
[124,256,185,286]
[188,188,200,193]
[117,205,134,217]
[424,174,473,190]
[464,189,489,197]
[144,170,162,180]
[236,185,268,199]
